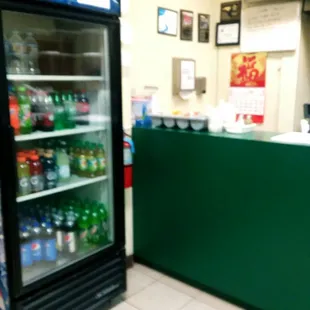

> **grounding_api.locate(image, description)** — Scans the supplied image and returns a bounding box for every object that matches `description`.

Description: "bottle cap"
[58,140,67,148]
[30,155,39,161]
[17,86,26,92]
[44,152,53,158]
[17,156,26,163]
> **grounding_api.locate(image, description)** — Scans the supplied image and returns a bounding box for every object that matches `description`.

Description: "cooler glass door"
[2,10,117,287]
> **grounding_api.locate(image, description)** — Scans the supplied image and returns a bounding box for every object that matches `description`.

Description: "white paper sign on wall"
[241,1,300,53]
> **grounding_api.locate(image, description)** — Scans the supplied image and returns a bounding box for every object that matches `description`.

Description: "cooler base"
[13,250,126,310]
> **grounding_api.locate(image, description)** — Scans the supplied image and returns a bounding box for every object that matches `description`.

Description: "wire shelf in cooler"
[15,125,106,142]
[17,175,108,203]
[7,75,104,82]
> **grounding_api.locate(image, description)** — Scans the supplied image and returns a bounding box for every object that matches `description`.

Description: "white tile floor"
[110,264,244,310]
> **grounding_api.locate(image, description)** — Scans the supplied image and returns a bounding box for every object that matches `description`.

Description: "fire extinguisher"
[124,134,134,188]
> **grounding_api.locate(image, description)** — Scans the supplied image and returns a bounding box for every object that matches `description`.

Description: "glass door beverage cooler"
[0,1,125,309]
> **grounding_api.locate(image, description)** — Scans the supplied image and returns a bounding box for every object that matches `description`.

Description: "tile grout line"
[125,276,158,301]
[178,297,195,310]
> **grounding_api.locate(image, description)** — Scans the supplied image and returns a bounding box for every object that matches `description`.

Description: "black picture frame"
[303,0,310,12]
[220,1,242,22]
[216,21,240,46]
[198,13,210,43]
[180,9,194,41]
[157,7,178,37]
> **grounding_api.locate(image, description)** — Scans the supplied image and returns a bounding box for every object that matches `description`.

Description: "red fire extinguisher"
[124,135,133,188]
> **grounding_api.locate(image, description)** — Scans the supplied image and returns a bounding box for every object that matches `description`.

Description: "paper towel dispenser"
[172,58,196,96]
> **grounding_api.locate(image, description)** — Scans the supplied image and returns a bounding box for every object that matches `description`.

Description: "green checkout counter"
[133,128,310,310]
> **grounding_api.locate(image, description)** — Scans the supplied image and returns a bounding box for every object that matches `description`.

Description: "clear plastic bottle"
[4,34,10,72]
[8,31,26,74]
[56,141,71,182]
[24,32,40,74]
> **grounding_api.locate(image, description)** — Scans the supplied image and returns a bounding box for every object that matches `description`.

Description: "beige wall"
[124,0,217,122]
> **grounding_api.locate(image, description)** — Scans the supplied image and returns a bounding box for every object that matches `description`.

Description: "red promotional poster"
[230,52,267,87]
[229,52,267,124]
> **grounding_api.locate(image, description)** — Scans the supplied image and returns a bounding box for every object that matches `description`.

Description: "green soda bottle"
[78,210,90,251]
[98,203,108,242]
[89,205,101,245]
[17,86,32,134]
[63,91,76,129]
[52,92,65,130]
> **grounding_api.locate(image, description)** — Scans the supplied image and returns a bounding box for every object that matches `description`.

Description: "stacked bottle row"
[17,140,106,196]
[19,199,109,269]
[5,31,40,75]
[9,85,90,136]
[69,140,106,178]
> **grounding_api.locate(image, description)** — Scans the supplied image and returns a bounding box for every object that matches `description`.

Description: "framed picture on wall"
[220,1,241,22]
[157,7,178,36]
[303,0,310,12]
[216,22,240,46]
[180,10,194,41]
[198,14,210,43]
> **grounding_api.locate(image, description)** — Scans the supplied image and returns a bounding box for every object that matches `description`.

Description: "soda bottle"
[68,142,76,174]
[52,208,65,254]
[17,156,31,196]
[44,140,56,161]
[56,141,71,181]
[36,140,45,165]
[20,224,32,268]
[63,92,76,129]
[96,144,106,176]
[42,221,57,263]
[73,141,81,175]
[29,154,44,193]
[43,150,58,189]
[89,206,101,245]
[77,142,87,177]
[37,91,54,132]
[78,211,89,252]
[98,203,108,242]
[8,30,26,74]
[30,220,43,264]
[63,211,78,256]
[17,86,32,134]
[30,90,39,131]
[52,92,65,130]
[86,143,97,178]
[75,90,90,125]
[24,32,40,75]
[9,85,20,136]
